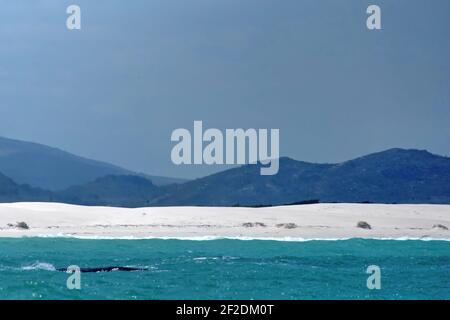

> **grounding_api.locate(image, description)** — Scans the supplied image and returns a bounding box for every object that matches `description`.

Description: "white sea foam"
[21,262,56,271]
[20,234,450,242]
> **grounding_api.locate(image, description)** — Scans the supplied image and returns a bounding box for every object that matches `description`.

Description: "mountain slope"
[151,149,450,206]
[0,136,184,190]
[56,175,159,207]
[0,172,52,202]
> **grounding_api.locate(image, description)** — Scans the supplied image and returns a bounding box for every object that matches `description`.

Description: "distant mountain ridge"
[0,172,52,202]
[56,175,159,207]
[150,148,450,206]
[0,136,186,190]
[1,144,450,207]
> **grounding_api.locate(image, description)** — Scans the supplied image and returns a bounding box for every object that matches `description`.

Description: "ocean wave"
[15,233,450,242]
[21,262,56,271]
[0,260,53,272]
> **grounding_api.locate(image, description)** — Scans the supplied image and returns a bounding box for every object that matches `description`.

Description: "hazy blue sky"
[1,0,449,178]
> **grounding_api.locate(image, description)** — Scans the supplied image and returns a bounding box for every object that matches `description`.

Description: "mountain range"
[151,149,450,206]
[0,136,185,190]
[0,172,51,203]
[1,136,450,207]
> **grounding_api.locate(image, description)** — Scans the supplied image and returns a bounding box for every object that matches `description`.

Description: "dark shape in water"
[57,266,148,273]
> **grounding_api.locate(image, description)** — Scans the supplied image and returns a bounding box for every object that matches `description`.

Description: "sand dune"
[0,202,449,240]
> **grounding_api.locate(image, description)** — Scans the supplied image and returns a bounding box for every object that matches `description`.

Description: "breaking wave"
[19,234,450,242]
[21,262,56,271]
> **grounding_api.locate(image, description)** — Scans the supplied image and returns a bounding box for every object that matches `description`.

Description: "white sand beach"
[0,202,449,240]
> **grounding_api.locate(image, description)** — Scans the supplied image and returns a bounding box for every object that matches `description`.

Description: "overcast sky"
[0,0,449,179]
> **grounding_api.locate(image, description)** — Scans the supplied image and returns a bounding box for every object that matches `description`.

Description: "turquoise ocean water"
[0,238,448,300]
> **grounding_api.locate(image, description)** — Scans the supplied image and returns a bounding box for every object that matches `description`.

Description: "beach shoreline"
[0,202,449,240]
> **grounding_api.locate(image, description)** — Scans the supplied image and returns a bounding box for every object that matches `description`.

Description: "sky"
[0,0,449,179]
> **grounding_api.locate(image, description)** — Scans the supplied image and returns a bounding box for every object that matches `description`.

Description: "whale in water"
[57,266,148,273]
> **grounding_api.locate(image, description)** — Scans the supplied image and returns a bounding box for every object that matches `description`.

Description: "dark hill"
[151,148,450,206]
[56,175,159,207]
[0,172,52,202]
[0,136,186,190]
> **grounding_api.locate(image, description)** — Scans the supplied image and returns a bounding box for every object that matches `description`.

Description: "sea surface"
[0,238,448,300]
